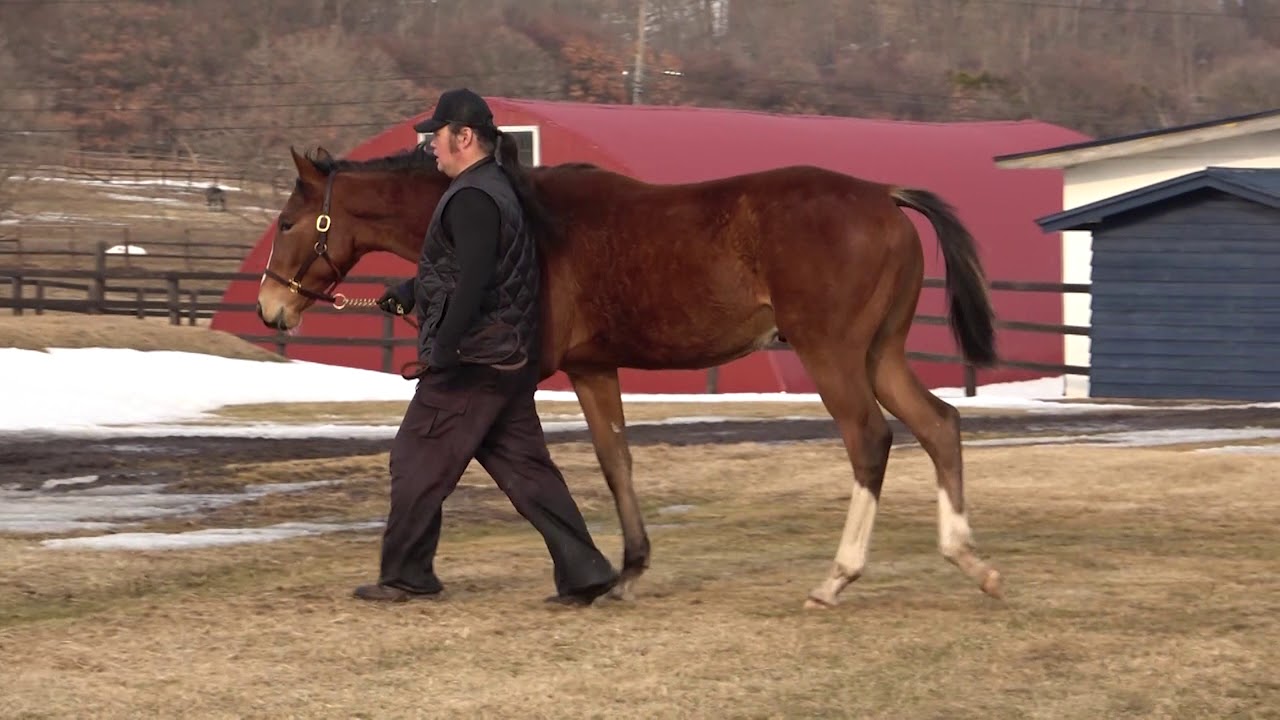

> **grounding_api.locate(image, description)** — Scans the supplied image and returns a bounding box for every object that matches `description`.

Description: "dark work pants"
[378,364,617,597]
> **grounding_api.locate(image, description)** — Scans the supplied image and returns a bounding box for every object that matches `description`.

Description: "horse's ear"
[290,145,324,187]
[314,146,335,164]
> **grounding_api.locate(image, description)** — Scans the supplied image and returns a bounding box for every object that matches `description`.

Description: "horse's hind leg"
[568,369,650,601]
[793,343,894,610]
[871,340,1002,598]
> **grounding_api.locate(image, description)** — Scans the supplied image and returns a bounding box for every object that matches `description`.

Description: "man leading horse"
[353,88,619,607]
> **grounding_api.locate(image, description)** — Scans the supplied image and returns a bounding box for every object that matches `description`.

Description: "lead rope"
[327,294,424,379]
[329,294,420,329]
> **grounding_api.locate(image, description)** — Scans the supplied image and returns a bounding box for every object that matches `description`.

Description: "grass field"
[3,440,1277,719]
[3,304,1278,718]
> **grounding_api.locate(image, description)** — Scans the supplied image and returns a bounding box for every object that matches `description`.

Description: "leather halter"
[261,171,351,309]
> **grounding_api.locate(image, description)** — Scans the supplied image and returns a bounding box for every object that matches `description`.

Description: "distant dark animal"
[205,184,226,212]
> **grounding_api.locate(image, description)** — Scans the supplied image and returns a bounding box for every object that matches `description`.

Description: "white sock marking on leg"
[937,487,973,558]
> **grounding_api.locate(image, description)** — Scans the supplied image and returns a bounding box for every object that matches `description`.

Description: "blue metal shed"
[1037,167,1280,401]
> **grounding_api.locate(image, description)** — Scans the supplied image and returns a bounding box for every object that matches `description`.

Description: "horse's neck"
[360,173,443,263]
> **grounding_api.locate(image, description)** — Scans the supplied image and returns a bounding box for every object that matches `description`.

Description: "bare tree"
[187,27,419,167]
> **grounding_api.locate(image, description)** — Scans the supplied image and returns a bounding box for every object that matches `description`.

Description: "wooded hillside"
[2,0,1278,171]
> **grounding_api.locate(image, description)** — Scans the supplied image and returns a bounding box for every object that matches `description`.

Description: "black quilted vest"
[414,157,539,369]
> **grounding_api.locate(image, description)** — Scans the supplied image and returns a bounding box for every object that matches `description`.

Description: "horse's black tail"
[890,187,998,367]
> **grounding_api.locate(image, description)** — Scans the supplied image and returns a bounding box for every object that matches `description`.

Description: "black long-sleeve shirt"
[398,187,501,365]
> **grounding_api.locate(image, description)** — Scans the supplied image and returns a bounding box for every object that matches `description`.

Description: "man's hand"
[376,283,414,316]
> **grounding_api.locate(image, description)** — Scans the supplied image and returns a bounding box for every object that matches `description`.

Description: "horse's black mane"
[306,144,441,176]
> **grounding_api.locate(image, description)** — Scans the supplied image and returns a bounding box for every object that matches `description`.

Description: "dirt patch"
[0,441,1276,719]
[0,315,284,361]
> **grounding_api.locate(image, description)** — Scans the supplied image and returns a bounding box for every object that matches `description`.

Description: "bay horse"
[255,142,1004,608]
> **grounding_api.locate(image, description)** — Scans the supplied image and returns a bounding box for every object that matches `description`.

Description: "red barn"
[212,98,1088,394]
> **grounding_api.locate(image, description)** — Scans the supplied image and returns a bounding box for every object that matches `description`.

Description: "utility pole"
[631,0,649,104]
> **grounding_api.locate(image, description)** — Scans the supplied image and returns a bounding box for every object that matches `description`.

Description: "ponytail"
[491,128,558,248]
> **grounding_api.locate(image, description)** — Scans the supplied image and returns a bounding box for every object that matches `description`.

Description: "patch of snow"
[2,211,102,224]
[2,348,1273,438]
[0,479,341,535]
[958,427,1280,450]
[104,243,147,255]
[41,475,100,490]
[1193,444,1280,455]
[1073,427,1280,448]
[41,521,382,551]
[103,192,186,205]
[18,175,243,192]
[0,348,414,433]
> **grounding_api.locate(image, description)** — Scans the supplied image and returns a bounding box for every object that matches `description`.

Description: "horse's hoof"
[980,569,1003,599]
[803,593,837,610]
[606,580,635,602]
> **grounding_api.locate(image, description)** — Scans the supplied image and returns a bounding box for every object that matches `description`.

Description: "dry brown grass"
[2,441,1277,719]
[207,398,1038,425]
[210,399,838,425]
[0,315,283,360]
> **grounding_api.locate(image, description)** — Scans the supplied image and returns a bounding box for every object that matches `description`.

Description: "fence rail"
[0,231,258,272]
[0,266,1092,396]
[35,149,292,191]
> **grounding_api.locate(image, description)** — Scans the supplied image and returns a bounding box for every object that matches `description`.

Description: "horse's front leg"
[568,368,650,601]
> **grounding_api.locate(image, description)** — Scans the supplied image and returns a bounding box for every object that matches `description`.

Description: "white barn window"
[416,124,541,167]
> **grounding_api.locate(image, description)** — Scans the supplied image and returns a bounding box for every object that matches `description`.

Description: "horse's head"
[257,145,452,331]
[256,147,371,331]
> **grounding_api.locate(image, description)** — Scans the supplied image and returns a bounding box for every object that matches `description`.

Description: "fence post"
[12,276,23,316]
[166,274,180,325]
[92,241,107,314]
[705,366,720,394]
[187,290,198,326]
[135,287,145,319]
[382,314,395,373]
[34,281,44,315]
[964,364,977,397]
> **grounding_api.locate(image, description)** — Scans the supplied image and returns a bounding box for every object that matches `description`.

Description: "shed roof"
[994,108,1280,170]
[1036,166,1280,232]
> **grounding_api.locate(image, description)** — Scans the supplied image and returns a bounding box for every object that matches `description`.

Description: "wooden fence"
[0,265,1091,397]
[0,230,257,273]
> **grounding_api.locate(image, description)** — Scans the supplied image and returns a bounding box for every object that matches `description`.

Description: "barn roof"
[994,108,1280,170]
[1037,166,1280,232]
[420,97,1090,188]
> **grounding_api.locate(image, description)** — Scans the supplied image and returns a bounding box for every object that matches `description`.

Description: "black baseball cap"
[413,88,496,133]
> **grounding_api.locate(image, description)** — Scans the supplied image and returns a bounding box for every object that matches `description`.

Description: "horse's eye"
[280,220,294,232]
